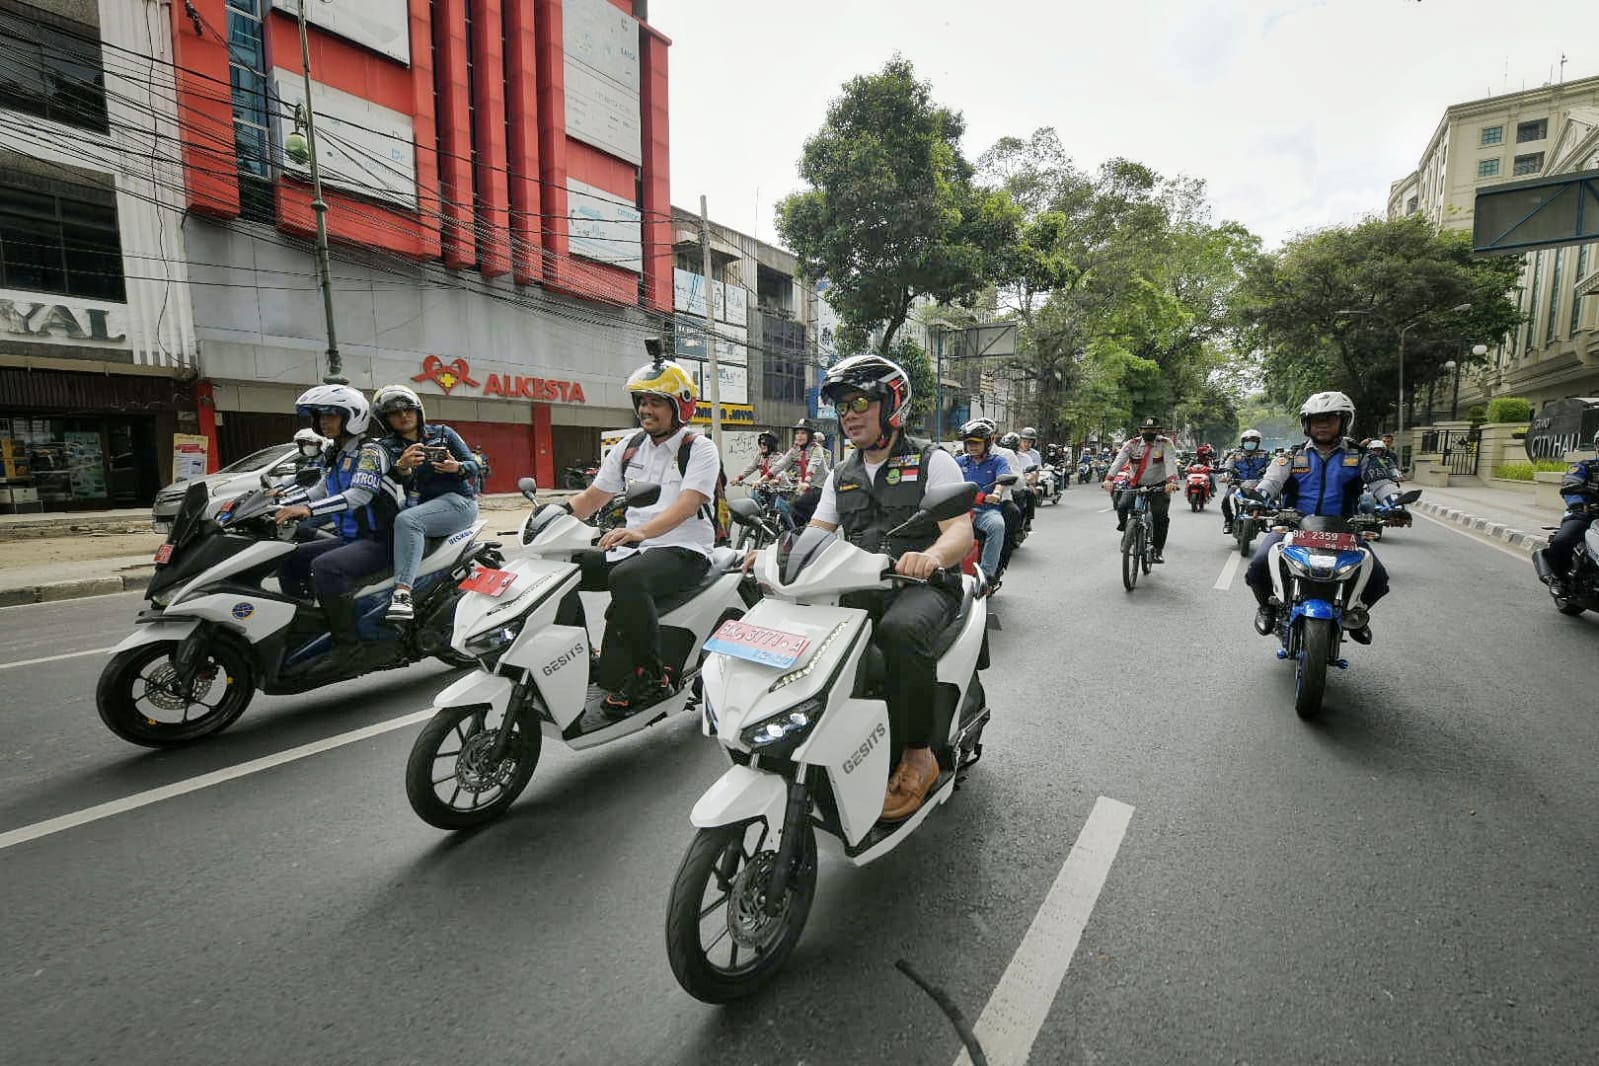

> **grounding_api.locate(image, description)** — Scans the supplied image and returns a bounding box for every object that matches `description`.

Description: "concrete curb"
[0,567,154,608]
[1414,499,1545,555]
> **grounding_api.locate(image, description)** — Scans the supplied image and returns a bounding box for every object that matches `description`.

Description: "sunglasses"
[832,395,874,416]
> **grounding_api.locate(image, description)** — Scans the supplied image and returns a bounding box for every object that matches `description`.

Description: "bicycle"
[1119,485,1165,591]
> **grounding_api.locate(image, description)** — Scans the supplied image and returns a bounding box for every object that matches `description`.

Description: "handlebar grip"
[927,567,958,591]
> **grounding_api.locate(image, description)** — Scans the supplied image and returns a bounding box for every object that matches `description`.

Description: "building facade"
[1388,75,1599,415]
[1,0,200,510]
[2,0,675,512]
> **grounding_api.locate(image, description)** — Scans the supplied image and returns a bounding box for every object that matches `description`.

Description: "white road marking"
[1411,509,1538,562]
[0,708,434,852]
[0,589,142,612]
[1096,507,1112,514]
[1213,550,1243,591]
[0,646,115,671]
[956,795,1135,1066]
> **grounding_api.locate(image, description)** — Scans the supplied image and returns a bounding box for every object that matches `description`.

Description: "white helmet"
[295,383,371,436]
[293,427,330,459]
[1299,391,1355,438]
[372,383,426,429]
[1368,439,1388,452]
[820,353,912,446]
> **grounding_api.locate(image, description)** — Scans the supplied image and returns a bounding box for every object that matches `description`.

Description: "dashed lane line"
[0,647,115,671]
[1213,550,1243,591]
[0,708,434,851]
[955,795,1135,1066]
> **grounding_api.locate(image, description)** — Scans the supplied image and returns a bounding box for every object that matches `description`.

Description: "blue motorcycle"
[1254,491,1419,718]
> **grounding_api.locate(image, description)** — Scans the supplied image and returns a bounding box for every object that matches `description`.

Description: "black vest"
[833,435,938,558]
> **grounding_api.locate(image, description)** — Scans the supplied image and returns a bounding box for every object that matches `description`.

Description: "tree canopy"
[1239,215,1524,431]
[775,57,1018,353]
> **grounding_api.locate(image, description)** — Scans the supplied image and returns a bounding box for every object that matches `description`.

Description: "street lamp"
[290,0,344,385]
[1445,343,1489,420]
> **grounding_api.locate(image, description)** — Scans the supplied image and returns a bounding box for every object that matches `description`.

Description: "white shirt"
[593,427,720,558]
[1015,447,1042,472]
[812,445,965,527]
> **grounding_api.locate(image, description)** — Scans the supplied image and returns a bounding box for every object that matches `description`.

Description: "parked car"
[151,443,300,532]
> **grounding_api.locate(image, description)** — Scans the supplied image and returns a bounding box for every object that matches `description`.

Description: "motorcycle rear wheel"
[96,639,255,747]
[665,819,817,1004]
[1294,618,1333,719]
[405,702,541,830]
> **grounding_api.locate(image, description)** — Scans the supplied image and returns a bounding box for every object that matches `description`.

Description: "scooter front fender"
[1295,598,1338,621]
[690,764,788,836]
[110,618,200,655]
[433,671,514,716]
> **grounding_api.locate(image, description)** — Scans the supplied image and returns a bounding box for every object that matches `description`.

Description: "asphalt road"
[1,488,1594,1065]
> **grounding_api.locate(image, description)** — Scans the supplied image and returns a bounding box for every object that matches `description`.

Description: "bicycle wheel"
[1122,523,1141,591]
[1140,517,1154,574]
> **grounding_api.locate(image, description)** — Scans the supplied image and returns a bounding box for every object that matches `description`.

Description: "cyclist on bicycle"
[1103,417,1182,563]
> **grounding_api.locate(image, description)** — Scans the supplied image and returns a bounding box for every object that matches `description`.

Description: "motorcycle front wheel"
[96,639,256,747]
[1237,520,1256,557]
[405,702,541,830]
[665,819,817,1004]
[1294,618,1334,719]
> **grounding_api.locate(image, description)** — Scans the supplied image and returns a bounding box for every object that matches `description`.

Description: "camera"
[424,446,451,463]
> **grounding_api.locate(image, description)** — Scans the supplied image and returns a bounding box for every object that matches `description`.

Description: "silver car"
[151,443,301,533]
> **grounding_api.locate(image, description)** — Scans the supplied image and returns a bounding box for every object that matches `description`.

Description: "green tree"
[776,57,1019,352]
[1240,215,1524,431]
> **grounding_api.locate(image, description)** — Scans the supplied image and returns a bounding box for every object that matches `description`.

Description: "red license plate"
[705,620,812,668]
[153,544,173,564]
[459,568,517,596]
[1293,529,1360,552]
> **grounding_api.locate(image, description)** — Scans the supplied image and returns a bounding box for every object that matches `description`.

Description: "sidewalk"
[1408,481,1560,555]
[0,489,574,608]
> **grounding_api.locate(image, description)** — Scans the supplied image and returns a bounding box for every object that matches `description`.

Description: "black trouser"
[1018,487,1036,525]
[565,547,710,684]
[1547,514,1595,573]
[1221,492,1236,524]
[844,583,960,758]
[1115,489,1171,550]
[998,501,1023,572]
[278,537,393,601]
[1245,532,1390,608]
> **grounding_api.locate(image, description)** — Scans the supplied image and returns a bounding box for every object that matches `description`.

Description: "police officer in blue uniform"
[273,385,404,665]
[1245,392,1399,644]
[1544,431,1599,597]
[1221,428,1270,535]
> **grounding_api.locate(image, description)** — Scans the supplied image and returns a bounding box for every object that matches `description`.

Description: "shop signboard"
[563,0,642,165]
[274,71,417,208]
[674,269,749,325]
[568,180,643,272]
[287,0,411,65]
[0,288,129,349]
[410,355,591,404]
[65,431,105,497]
[172,434,210,483]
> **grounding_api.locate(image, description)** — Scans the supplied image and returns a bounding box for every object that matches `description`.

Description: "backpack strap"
[619,430,648,471]
[676,432,696,478]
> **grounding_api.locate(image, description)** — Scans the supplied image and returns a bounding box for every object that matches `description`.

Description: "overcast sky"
[651,0,1590,250]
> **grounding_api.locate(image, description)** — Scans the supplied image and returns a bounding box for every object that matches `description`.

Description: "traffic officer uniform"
[1546,452,1599,582]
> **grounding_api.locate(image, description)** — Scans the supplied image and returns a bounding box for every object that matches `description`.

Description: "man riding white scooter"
[807,353,973,820]
[561,351,722,716]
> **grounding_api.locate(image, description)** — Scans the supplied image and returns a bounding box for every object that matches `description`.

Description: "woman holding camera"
[372,384,481,622]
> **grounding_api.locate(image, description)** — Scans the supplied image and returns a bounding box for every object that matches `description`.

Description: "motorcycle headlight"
[740,695,825,754]
[1330,555,1365,580]
[769,621,849,693]
[465,623,520,656]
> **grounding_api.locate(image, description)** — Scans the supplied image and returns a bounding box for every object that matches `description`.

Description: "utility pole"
[288,1,343,385]
[934,327,944,441]
[699,196,722,452]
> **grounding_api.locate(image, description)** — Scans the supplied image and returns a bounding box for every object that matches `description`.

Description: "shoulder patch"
[1571,465,1583,473]
[1343,455,1360,466]
[1275,456,1290,466]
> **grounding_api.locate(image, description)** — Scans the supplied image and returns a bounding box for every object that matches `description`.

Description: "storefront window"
[0,171,125,301]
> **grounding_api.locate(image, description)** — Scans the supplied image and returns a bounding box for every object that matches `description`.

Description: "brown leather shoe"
[880,746,940,821]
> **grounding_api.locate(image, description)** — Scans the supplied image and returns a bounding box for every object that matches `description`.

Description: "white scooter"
[664,482,991,1002]
[404,478,755,830]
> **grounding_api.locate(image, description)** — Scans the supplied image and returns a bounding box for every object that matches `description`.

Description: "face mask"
[1242,441,1258,451]
[1142,432,1157,442]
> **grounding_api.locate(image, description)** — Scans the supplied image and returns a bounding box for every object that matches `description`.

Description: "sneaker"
[385,588,415,623]
[1115,517,1127,532]
[1151,550,1165,564]
[1254,604,1277,636]
[1223,522,1233,535]
[602,666,673,719]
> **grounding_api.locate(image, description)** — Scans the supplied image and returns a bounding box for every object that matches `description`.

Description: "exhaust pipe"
[1532,548,1554,584]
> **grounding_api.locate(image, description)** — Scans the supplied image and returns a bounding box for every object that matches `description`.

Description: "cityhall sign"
[413,355,588,404]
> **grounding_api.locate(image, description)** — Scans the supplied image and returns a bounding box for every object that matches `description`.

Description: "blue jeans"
[972,507,1007,579]
[394,493,478,588]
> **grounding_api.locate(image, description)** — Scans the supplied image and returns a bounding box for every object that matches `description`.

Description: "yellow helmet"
[626,359,698,427]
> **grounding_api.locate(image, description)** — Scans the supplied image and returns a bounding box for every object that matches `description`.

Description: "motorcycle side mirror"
[1396,489,1422,505]
[996,474,1019,486]
[518,476,538,500]
[621,482,662,509]
[295,468,321,488]
[923,481,981,521]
